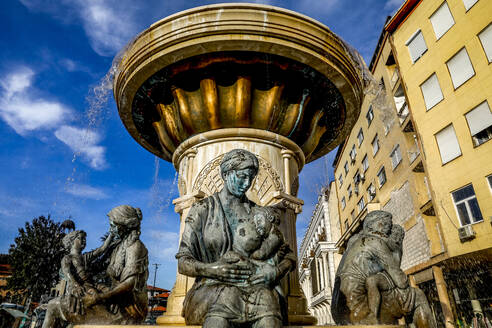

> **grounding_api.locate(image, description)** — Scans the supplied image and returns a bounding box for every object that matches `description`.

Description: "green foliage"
[7,215,66,301]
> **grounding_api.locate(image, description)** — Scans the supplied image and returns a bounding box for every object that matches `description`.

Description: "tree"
[7,215,66,301]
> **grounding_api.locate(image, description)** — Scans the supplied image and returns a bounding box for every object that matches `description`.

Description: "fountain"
[108,3,394,327]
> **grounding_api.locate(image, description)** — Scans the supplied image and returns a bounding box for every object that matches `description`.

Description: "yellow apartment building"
[385,0,492,326]
[332,18,449,324]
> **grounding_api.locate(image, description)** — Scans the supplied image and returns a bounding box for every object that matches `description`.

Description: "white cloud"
[64,183,109,199]
[0,67,69,134]
[55,125,107,170]
[59,58,92,74]
[20,0,139,56]
[147,230,180,262]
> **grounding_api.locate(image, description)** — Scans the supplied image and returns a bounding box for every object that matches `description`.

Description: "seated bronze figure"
[177,149,295,328]
[42,205,148,327]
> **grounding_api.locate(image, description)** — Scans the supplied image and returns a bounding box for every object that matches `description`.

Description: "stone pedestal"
[157,129,315,325]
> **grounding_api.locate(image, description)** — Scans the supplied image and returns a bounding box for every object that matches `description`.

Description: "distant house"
[146,285,169,322]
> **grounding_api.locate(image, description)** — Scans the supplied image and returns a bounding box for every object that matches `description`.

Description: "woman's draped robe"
[176,193,294,325]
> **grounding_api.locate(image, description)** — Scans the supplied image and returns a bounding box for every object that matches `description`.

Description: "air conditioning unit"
[350,155,356,164]
[458,225,476,243]
[354,186,359,195]
[360,173,365,182]
[369,190,376,197]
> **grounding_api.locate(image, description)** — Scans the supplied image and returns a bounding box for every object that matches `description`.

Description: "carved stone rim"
[113,3,363,163]
[172,128,305,170]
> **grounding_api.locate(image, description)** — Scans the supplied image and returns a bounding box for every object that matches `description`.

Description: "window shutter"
[407,31,427,62]
[465,101,492,136]
[463,0,478,11]
[447,48,474,88]
[479,24,492,62]
[421,74,444,109]
[436,125,461,164]
[430,2,455,39]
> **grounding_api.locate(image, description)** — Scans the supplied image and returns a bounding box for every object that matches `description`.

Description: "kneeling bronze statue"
[331,210,436,328]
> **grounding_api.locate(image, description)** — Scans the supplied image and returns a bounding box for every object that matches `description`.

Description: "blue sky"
[0,0,403,290]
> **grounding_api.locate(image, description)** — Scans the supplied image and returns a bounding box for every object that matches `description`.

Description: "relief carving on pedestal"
[192,153,283,206]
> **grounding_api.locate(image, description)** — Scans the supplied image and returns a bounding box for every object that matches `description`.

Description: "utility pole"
[151,263,160,321]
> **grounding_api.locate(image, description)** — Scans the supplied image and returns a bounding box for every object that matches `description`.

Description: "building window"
[465,101,492,146]
[341,197,346,210]
[344,161,349,175]
[347,184,353,199]
[377,166,387,188]
[354,170,361,186]
[487,174,492,191]
[372,134,380,156]
[390,144,402,169]
[435,124,462,164]
[351,210,355,220]
[357,197,365,212]
[421,73,444,110]
[394,84,409,123]
[463,0,479,11]
[362,154,369,172]
[447,48,475,89]
[350,145,357,163]
[430,2,455,40]
[367,183,376,201]
[406,30,427,63]
[366,106,374,126]
[338,173,343,186]
[344,219,349,232]
[478,23,492,63]
[452,184,483,226]
[357,128,364,146]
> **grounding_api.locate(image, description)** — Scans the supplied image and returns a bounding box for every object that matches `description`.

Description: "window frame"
[367,183,376,201]
[406,29,428,63]
[338,173,343,186]
[372,134,380,156]
[451,184,484,226]
[341,196,346,210]
[464,100,492,147]
[463,0,479,11]
[357,128,364,146]
[429,1,455,41]
[420,73,444,111]
[445,47,475,90]
[344,161,349,176]
[478,23,492,64]
[362,154,369,172]
[435,124,462,165]
[357,197,366,213]
[390,144,403,170]
[377,166,387,188]
[347,184,353,199]
[366,106,374,126]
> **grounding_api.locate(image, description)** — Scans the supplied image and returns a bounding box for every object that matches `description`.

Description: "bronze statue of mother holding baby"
[177,149,296,328]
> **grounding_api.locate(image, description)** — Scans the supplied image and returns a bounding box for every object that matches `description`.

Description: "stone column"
[432,265,454,328]
[157,150,203,326]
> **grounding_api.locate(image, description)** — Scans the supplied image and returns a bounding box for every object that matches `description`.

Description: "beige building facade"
[331,0,492,327]
[298,182,341,325]
[386,0,492,326]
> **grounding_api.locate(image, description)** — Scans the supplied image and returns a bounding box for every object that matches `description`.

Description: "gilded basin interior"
[132,52,345,162]
[113,3,364,163]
